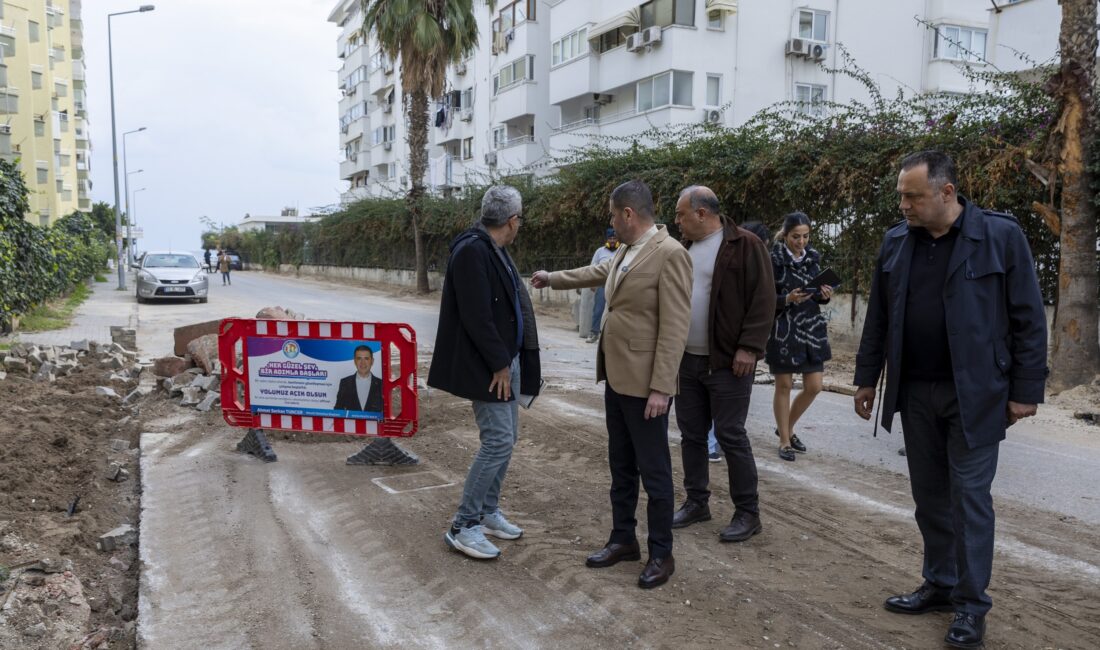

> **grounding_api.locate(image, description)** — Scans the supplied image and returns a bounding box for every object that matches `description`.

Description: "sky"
[82,0,343,253]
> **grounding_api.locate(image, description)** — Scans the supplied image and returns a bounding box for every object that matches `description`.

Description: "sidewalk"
[6,275,138,348]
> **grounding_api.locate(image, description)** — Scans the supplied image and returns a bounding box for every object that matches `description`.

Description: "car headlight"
[191,272,205,283]
[139,270,157,283]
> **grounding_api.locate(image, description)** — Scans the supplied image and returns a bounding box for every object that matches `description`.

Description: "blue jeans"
[453,356,520,527]
[591,287,606,335]
[707,425,718,455]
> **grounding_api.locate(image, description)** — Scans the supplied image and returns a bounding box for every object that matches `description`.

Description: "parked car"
[135,251,209,303]
[226,252,243,271]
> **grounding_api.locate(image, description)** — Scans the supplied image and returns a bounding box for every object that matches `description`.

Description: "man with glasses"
[429,185,542,560]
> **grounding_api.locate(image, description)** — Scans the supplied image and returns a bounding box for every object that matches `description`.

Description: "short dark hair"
[900,150,958,189]
[353,345,373,358]
[610,180,655,220]
[741,221,771,243]
[776,212,812,243]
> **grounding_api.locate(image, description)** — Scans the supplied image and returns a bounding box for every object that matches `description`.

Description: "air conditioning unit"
[703,109,723,124]
[460,109,473,122]
[484,152,498,166]
[592,93,613,105]
[785,38,810,57]
[0,124,10,135]
[626,32,644,52]
[455,62,467,75]
[642,26,662,46]
[383,141,393,151]
[810,43,827,61]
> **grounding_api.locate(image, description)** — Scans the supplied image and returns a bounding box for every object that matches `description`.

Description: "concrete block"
[32,362,56,383]
[2,357,27,373]
[97,524,137,552]
[186,334,220,375]
[123,385,154,404]
[152,355,190,378]
[196,392,220,412]
[70,339,91,352]
[173,319,222,357]
[179,386,203,406]
[109,439,130,451]
[105,463,130,482]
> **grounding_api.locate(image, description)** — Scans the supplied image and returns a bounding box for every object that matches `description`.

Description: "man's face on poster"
[354,349,374,377]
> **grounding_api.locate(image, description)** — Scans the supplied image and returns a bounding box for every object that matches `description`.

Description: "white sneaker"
[480,511,523,540]
[445,524,500,559]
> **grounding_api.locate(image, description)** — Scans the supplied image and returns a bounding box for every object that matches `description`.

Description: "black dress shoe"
[719,511,762,542]
[585,541,641,568]
[638,556,675,589]
[671,500,711,529]
[778,446,796,461]
[883,583,954,615]
[775,428,807,453]
[945,612,986,648]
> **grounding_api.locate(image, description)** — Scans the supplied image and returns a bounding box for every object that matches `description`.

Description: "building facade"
[0,0,90,225]
[330,0,1049,203]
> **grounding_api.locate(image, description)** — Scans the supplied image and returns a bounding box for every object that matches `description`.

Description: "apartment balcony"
[549,54,597,105]
[339,151,371,180]
[50,46,65,62]
[549,105,698,153]
[434,113,475,147]
[492,79,538,123]
[72,60,85,82]
[340,45,369,73]
[593,26,703,95]
[494,135,542,170]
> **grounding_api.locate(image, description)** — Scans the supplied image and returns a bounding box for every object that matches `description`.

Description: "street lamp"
[109,5,155,289]
[125,168,143,262]
[122,126,146,265]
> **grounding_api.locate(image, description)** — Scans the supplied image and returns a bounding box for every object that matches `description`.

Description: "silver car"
[135,251,209,303]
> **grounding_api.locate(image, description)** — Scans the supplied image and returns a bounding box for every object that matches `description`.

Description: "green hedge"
[238,63,1088,302]
[0,159,112,329]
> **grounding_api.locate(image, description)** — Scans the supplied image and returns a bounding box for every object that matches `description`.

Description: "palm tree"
[361,0,493,294]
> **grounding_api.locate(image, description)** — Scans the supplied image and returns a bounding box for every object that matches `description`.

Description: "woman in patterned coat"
[765,212,833,461]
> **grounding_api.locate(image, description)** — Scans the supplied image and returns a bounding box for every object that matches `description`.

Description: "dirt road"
[138,377,1100,649]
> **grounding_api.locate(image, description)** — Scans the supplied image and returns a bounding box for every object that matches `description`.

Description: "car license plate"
[164,286,186,293]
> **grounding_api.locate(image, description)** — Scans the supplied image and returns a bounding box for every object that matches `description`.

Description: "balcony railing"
[497,134,534,149]
[556,108,639,132]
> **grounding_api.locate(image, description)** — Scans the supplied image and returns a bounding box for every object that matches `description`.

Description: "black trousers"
[675,353,759,514]
[900,379,1000,615]
[604,383,674,559]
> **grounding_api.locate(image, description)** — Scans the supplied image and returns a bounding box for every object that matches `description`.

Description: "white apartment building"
[330,0,1053,203]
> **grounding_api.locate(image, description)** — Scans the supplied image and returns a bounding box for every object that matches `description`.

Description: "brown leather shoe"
[671,500,711,529]
[638,556,675,589]
[585,541,641,568]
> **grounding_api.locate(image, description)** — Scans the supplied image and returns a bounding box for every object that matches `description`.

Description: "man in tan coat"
[532,180,692,589]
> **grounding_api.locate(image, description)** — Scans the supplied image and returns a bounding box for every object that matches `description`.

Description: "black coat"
[854,198,1049,448]
[333,373,383,412]
[765,244,831,369]
[427,227,541,402]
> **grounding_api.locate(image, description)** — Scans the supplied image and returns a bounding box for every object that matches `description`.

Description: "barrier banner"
[218,318,418,437]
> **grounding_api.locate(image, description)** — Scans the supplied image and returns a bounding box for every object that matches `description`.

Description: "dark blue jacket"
[765,244,832,369]
[854,198,1048,448]
[427,227,541,402]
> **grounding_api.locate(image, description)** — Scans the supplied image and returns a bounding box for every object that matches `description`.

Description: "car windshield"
[144,254,199,269]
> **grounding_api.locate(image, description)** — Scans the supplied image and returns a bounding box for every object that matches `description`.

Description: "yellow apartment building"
[0,0,90,226]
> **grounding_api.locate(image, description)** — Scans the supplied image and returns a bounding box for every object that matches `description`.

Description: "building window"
[637,71,693,112]
[462,137,473,160]
[798,10,828,42]
[448,88,474,109]
[795,83,827,117]
[28,21,39,43]
[934,25,987,62]
[707,10,724,30]
[595,26,637,54]
[640,0,695,30]
[492,0,536,35]
[706,74,721,106]
[493,54,534,94]
[36,167,48,184]
[387,163,397,179]
[372,125,395,145]
[552,28,588,66]
[34,118,44,137]
[492,126,507,149]
[32,71,42,90]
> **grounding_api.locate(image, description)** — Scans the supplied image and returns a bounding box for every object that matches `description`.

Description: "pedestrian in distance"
[766,212,833,462]
[854,151,1048,649]
[428,185,542,561]
[217,249,232,286]
[203,248,213,273]
[587,228,619,343]
[531,179,692,589]
[668,186,775,543]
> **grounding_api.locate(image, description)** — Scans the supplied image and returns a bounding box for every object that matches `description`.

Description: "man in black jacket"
[428,185,541,561]
[333,345,383,414]
[854,151,1048,649]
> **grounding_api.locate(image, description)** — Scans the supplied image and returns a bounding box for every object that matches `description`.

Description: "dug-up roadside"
[0,320,231,649]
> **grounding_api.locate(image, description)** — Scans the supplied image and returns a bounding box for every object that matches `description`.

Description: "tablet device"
[803,267,841,292]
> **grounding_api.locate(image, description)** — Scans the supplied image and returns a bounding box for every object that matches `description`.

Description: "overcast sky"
[83,0,342,253]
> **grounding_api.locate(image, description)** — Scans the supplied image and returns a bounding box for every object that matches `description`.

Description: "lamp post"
[109,5,155,290]
[125,168,143,262]
[122,126,146,265]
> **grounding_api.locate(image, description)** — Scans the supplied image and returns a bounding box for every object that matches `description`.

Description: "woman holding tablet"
[765,212,834,461]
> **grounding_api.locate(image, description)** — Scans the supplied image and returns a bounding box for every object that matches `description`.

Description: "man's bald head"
[679,185,720,215]
[674,185,724,242]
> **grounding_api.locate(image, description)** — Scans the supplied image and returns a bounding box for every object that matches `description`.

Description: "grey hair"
[480,185,523,226]
[679,185,720,214]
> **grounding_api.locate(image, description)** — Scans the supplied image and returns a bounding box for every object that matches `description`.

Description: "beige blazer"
[550,225,692,398]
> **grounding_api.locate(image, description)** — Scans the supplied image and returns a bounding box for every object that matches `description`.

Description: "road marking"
[371,471,455,495]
